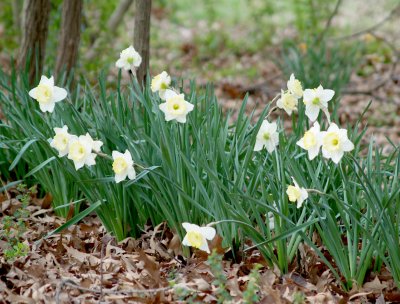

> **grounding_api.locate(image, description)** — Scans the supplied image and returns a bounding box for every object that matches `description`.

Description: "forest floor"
[1,186,400,303]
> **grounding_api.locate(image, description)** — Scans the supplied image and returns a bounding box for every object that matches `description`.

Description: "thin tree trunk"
[12,0,23,29]
[18,0,51,84]
[55,0,83,78]
[85,0,134,61]
[133,0,152,86]
[109,0,134,32]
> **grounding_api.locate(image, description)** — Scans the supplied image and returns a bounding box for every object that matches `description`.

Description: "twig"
[266,106,279,119]
[318,0,343,42]
[99,239,105,303]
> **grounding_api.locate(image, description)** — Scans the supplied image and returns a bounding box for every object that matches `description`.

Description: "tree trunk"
[18,0,51,84]
[133,0,152,86]
[55,0,83,79]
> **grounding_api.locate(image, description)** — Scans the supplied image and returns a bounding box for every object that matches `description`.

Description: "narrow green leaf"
[0,180,23,193]
[24,156,56,178]
[38,200,102,243]
[9,138,38,171]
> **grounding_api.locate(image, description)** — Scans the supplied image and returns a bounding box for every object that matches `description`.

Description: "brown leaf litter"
[2,186,400,303]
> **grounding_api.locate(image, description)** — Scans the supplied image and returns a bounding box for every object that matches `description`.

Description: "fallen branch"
[317,0,343,42]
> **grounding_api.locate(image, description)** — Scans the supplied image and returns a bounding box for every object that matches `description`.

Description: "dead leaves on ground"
[1,190,400,303]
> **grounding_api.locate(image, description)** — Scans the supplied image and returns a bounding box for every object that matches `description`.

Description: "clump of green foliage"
[242,264,262,304]
[1,62,400,293]
[208,250,232,303]
[1,183,34,261]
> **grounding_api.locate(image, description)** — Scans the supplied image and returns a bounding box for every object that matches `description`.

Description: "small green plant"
[208,250,232,303]
[242,264,262,304]
[292,291,306,304]
[1,183,34,261]
[173,284,199,304]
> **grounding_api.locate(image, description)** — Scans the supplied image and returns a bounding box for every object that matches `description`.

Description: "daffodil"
[286,178,308,208]
[80,133,103,153]
[151,71,171,100]
[277,90,298,115]
[182,222,216,253]
[49,125,75,157]
[67,134,102,170]
[287,74,303,99]
[296,122,323,160]
[254,120,279,153]
[28,75,67,113]
[159,89,194,123]
[115,46,142,71]
[321,123,354,164]
[112,150,136,183]
[303,85,335,121]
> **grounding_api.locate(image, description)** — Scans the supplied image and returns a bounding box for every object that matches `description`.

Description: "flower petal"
[305,105,320,121]
[320,89,335,102]
[29,87,38,99]
[199,239,210,253]
[200,227,216,240]
[52,86,67,102]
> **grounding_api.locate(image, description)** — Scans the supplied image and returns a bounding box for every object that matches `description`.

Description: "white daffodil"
[80,133,103,153]
[49,125,75,157]
[287,73,303,99]
[254,120,279,153]
[321,123,354,164]
[159,89,194,123]
[296,121,323,160]
[115,46,142,71]
[28,75,67,113]
[67,135,99,170]
[277,90,298,115]
[151,71,171,100]
[182,222,216,253]
[303,85,335,121]
[112,150,136,183]
[286,178,308,208]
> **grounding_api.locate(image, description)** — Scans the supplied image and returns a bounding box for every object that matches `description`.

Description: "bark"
[55,0,83,78]
[133,0,152,86]
[18,0,51,84]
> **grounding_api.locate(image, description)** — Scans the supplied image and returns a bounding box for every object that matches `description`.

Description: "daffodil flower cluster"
[48,126,103,170]
[297,122,354,164]
[48,126,137,183]
[255,74,354,164]
[253,74,355,209]
[277,73,304,115]
[151,71,195,123]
